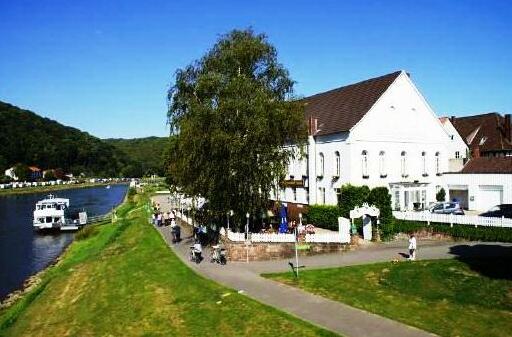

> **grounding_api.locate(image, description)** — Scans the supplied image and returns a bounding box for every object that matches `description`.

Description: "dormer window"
[362,150,369,179]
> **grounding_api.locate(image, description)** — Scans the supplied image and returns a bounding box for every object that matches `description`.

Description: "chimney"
[450,115,456,124]
[505,114,511,141]
[308,117,318,136]
[472,146,480,159]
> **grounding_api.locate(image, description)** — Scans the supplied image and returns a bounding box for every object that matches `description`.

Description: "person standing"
[408,234,417,260]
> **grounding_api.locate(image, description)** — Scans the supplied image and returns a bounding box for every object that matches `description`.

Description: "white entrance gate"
[349,203,380,241]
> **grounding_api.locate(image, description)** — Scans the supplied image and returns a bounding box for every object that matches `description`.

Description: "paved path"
[151,196,512,337]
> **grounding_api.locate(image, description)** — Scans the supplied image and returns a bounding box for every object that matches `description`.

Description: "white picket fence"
[305,233,348,243]
[393,211,512,228]
[226,230,347,243]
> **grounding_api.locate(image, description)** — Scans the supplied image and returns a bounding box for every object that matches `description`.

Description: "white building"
[4,167,17,181]
[275,70,465,212]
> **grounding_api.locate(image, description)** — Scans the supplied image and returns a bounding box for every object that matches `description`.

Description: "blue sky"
[0,0,510,138]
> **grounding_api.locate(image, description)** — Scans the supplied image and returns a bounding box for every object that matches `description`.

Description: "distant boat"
[106,185,111,189]
[33,195,87,231]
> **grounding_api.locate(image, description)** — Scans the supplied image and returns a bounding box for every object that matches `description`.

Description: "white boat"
[106,185,111,189]
[33,195,87,231]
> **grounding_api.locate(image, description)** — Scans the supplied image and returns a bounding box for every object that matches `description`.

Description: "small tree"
[13,163,30,182]
[339,184,370,218]
[367,187,393,224]
[436,188,446,202]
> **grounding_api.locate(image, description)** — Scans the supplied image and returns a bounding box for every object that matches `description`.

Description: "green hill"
[0,101,129,177]
[104,137,168,177]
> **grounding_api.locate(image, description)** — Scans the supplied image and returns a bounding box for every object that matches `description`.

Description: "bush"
[436,188,446,202]
[339,184,370,218]
[307,205,343,230]
[75,225,99,241]
[381,219,512,242]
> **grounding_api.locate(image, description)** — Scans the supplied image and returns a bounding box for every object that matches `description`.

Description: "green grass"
[0,182,116,196]
[0,191,338,337]
[265,259,512,337]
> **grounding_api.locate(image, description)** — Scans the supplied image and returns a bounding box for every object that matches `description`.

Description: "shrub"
[381,219,512,242]
[367,187,393,224]
[307,205,343,230]
[339,184,370,218]
[75,225,99,241]
[436,188,446,202]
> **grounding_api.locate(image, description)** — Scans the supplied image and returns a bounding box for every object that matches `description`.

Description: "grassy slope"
[0,182,113,196]
[266,260,512,337]
[0,192,337,337]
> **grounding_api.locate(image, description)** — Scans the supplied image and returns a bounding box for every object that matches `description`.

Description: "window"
[317,187,325,204]
[334,151,340,177]
[335,188,342,204]
[435,152,441,176]
[292,188,297,201]
[401,151,408,178]
[379,151,386,177]
[455,151,460,159]
[318,153,324,177]
[422,152,428,177]
[361,150,369,178]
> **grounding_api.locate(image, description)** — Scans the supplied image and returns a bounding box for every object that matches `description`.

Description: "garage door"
[479,186,503,212]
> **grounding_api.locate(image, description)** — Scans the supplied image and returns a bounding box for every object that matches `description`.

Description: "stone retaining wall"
[222,238,351,261]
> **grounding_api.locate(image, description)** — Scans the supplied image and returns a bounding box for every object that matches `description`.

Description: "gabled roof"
[303,71,402,136]
[451,113,512,153]
[460,157,512,174]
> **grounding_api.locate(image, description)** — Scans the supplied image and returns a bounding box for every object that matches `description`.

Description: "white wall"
[442,173,512,211]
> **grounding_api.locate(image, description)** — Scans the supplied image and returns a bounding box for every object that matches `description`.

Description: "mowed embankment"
[0,191,338,337]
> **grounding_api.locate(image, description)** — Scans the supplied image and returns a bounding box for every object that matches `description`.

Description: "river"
[0,184,128,301]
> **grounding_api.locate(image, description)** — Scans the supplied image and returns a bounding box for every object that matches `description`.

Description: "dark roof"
[460,157,512,174]
[451,113,512,153]
[303,71,402,136]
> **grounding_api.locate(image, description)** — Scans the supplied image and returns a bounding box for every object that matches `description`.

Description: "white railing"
[227,231,246,242]
[393,211,512,228]
[305,233,349,243]
[250,233,296,243]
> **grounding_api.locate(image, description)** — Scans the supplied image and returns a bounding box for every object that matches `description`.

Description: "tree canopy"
[166,29,307,225]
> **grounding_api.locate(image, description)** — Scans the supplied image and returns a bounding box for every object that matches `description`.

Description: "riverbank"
[0,181,125,196]
[0,189,337,336]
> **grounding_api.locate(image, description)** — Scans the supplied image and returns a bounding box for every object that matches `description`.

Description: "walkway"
[151,196,512,337]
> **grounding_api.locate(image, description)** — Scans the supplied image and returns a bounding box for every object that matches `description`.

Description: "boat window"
[38,218,44,223]
[46,216,53,223]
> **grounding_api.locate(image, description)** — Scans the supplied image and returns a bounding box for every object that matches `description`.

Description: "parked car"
[429,202,465,215]
[479,204,512,219]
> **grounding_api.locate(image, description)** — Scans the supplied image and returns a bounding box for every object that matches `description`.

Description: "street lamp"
[227,210,233,231]
[245,212,250,263]
[295,213,302,278]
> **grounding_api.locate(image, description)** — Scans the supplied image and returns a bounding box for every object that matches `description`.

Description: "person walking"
[408,234,417,260]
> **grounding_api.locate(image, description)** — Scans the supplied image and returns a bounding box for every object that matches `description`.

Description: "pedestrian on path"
[408,234,417,260]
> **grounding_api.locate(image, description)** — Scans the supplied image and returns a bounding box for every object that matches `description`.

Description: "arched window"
[435,152,441,176]
[334,151,340,177]
[379,151,386,178]
[422,152,428,177]
[362,150,369,178]
[401,151,408,178]
[318,153,324,177]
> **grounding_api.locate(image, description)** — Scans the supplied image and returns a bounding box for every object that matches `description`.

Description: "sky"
[0,0,511,138]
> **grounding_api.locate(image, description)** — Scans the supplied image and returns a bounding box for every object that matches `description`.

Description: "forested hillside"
[104,137,168,176]
[0,101,129,177]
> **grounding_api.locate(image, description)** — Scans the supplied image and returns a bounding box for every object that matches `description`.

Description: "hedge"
[381,219,512,243]
[307,205,343,231]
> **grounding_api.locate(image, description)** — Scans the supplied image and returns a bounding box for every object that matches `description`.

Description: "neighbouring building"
[28,166,42,180]
[449,112,512,158]
[442,157,512,211]
[272,70,462,212]
[439,117,469,172]
[4,167,17,181]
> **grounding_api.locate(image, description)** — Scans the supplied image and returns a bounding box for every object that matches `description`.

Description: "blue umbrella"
[278,205,288,233]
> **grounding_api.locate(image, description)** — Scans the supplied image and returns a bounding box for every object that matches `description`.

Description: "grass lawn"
[265,259,512,337]
[0,191,338,337]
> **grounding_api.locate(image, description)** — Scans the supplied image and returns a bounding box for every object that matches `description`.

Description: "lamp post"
[245,212,250,263]
[227,210,233,231]
[295,213,302,278]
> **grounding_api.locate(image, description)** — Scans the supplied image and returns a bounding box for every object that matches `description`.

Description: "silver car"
[429,202,465,215]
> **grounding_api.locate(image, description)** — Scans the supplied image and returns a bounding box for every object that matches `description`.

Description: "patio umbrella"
[278,205,288,233]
